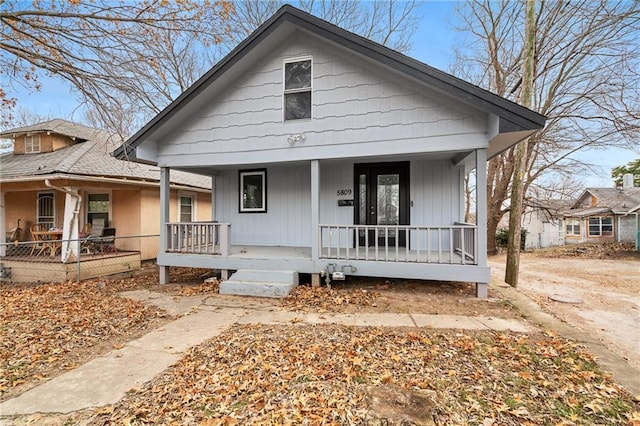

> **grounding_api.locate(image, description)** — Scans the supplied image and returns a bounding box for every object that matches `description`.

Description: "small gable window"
[284,58,312,121]
[25,134,41,153]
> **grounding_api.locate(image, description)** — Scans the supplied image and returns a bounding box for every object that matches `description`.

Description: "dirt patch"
[490,252,640,371]
[280,276,523,318]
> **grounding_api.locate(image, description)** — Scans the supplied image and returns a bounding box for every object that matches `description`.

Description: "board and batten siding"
[215,164,311,246]
[157,32,489,167]
[214,160,463,248]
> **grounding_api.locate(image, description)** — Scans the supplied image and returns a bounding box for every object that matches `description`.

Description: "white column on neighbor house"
[475,148,488,268]
[159,167,171,284]
[0,191,6,257]
[311,160,320,260]
[60,188,80,263]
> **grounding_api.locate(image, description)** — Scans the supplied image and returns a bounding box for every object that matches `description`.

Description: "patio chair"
[96,228,117,253]
[29,223,50,256]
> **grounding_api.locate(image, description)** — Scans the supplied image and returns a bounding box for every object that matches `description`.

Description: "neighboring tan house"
[113,5,545,297]
[563,175,640,246]
[0,119,212,281]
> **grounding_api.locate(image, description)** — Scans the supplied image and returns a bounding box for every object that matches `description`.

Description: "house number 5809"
[336,189,352,196]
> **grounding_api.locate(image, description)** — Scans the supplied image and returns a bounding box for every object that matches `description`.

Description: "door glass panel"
[377,174,399,226]
[359,174,367,224]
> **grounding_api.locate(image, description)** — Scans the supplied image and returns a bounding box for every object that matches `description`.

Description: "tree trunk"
[505,0,536,287]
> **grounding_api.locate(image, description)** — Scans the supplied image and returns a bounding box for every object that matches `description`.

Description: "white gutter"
[1,173,211,193]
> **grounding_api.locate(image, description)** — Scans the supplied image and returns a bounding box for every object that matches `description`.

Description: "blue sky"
[6,1,637,187]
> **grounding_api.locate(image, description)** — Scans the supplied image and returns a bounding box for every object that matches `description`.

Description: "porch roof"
[113,5,545,164]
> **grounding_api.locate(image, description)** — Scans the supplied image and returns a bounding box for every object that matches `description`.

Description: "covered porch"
[156,149,489,296]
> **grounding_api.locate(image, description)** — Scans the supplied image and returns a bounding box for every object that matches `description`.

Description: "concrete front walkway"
[0,290,534,416]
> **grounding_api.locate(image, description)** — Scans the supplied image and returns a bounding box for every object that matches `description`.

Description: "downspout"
[45,180,82,263]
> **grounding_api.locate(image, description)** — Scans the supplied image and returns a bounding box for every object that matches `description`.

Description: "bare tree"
[2,1,419,138]
[1,0,233,134]
[224,1,419,53]
[454,0,640,254]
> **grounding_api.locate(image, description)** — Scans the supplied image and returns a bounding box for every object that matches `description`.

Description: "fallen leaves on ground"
[535,242,640,260]
[280,285,380,312]
[0,280,170,399]
[95,325,640,425]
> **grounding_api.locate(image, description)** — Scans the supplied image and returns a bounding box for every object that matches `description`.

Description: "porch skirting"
[157,251,490,284]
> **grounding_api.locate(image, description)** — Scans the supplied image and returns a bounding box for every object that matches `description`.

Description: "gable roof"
[114,4,545,161]
[565,187,640,216]
[0,119,210,190]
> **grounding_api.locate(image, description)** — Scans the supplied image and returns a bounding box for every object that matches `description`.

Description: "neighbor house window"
[25,134,41,153]
[37,192,55,228]
[179,195,194,222]
[239,169,267,213]
[588,216,613,237]
[566,219,580,236]
[87,193,110,229]
[284,58,312,121]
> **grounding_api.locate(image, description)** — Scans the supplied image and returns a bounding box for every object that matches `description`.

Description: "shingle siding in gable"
[157,33,488,166]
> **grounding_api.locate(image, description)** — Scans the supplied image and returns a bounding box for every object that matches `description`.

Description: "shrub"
[496,228,528,250]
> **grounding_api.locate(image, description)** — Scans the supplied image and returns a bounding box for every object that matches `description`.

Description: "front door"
[354,162,409,247]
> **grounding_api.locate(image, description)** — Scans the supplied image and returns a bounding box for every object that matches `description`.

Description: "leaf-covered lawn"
[0,277,171,399]
[95,325,640,425]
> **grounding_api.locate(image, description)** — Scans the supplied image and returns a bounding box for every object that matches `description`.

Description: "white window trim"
[178,191,197,222]
[565,219,581,236]
[84,190,112,227]
[283,56,313,122]
[25,134,41,154]
[587,216,613,237]
[239,169,267,213]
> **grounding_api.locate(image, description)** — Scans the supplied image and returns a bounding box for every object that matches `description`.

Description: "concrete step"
[219,270,298,298]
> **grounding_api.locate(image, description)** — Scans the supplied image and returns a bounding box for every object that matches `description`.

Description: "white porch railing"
[319,224,477,265]
[165,222,230,255]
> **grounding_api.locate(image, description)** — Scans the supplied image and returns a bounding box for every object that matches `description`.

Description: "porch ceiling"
[170,150,472,176]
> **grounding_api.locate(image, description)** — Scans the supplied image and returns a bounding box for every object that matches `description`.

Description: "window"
[284,58,312,120]
[37,192,55,228]
[25,134,41,153]
[588,216,613,237]
[566,219,580,236]
[239,169,267,213]
[87,193,110,228]
[180,195,194,222]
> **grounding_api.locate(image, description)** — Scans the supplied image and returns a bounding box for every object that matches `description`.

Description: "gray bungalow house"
[114,5,545,297]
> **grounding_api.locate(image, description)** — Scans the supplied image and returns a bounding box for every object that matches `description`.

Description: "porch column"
[0,191,5,257]
[475,148,488,298]
[311,160,320,260]
[159,167,170,285]
[211,176,216,221]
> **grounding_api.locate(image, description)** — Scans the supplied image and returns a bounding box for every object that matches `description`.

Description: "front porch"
[158,221,489,286]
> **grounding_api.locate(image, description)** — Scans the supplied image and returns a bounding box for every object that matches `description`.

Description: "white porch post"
[159,167,170,285]
[211,176,216,221]
[0,191,6,257]
[475,148,488,298]
[311,160,320,260]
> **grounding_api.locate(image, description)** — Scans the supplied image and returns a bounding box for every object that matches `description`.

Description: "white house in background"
[114,5,545,297]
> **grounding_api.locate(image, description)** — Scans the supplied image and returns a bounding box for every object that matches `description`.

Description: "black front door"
[354,162,410,247]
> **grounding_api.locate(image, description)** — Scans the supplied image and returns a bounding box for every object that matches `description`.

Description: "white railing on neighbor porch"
[319,224,477,265]
[165,222,230,255]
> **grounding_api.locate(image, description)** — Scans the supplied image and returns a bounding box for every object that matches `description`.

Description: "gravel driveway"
[489,253,640,371]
